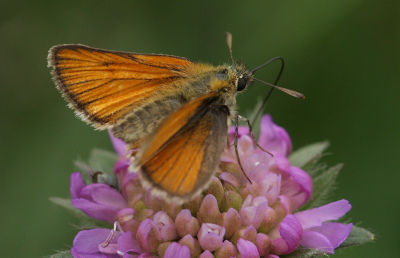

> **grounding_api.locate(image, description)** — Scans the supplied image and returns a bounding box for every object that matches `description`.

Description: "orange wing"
[48,44,195,127]
[136,91,230,202]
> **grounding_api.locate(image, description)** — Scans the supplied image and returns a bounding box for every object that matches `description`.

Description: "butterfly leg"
[233,114,252,183]
[236,114,273,156]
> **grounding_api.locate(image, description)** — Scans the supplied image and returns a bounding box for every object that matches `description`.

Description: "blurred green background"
[1,1,398,257]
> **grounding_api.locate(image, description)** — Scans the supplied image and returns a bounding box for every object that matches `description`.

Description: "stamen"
[101,221,120,248]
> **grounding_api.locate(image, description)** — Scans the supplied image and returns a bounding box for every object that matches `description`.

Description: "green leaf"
[306,163,328,179]
[75,148,118,186]
[88,148,119,175]
[281,248,327,258]
[339,225,375,248]
[49,197,79,214]
[75,148,119,177]
[48,250,73,258]
[301,164,342,210]
[290,142,330,173]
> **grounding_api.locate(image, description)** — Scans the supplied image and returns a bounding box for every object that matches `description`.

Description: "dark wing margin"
[135,91,230,203]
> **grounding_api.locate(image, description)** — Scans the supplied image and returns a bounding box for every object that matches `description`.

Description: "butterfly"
[48,33,304,203]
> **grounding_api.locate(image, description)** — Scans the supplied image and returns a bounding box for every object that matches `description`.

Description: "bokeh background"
[1,1,398,257]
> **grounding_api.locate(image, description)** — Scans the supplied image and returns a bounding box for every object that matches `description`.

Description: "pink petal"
[70,172,86,199]
[295,200,352,229]
[290,166,313,204]
[251,201,270,229]
[279,214,303,253]
[118,231,143,254]
[239,135,255,154]
[199,250,214,258]
[197,194,221,224]
[91,186,128,208]
[310,222,353,249]
[222,208,241,239]
[216,240,237,257]
[109,130,127,156]
[277,195,290,215]
[258,115,292,156]
[237,238,260,258]
[98,242,119,255]
[79,184,108,200]
[175,209,200,237]
[198,223,225,251]
[72,229,112,254]
[240,207,256,227]
[219,172,241,188]
[72,199,120,223]
[300,231,334,253]
[164,243,191,258]
[272,154,291,174]
[256,233,271,256]
[114,159,130,175]
[136,219,153,251]
[152,211,178,241]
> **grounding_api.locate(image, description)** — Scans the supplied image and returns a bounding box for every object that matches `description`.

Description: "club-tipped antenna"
[226,32,234,64]
[252,77,305,99]
[251,57,305,125]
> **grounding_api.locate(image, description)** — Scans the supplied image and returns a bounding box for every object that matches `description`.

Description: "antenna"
[251,57,305,99]
[251,57,305,126]
[226,32,234,64]
[251,56,284,74]
[252,77,305,99]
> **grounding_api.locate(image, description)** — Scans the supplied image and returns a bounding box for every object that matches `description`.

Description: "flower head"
[67,114,354,258]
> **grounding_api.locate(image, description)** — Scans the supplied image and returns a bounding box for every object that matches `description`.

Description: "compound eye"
[237,77,247,91]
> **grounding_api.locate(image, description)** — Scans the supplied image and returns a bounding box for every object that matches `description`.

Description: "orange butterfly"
[48,33,304,203]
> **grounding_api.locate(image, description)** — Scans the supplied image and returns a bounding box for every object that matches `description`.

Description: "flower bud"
[197,194,221,224]
[175,209,200,237]
[197,223,226,251]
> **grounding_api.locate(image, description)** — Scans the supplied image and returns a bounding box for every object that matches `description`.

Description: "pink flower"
[296,200,353,254]
[198,223,226,251]
[70,173,128,223]
[68,114,353,258]
[152,211,179,241]
[71,229,144,258]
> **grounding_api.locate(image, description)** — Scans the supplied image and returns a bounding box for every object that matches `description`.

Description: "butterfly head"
[213,64,253,94]
[233,65,253,93]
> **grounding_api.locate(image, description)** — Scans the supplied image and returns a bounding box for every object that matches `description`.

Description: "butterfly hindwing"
[136,91,230,201]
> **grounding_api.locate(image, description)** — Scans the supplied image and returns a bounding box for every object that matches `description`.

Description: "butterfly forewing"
[48,45,195,127]
[136,91,230,201]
